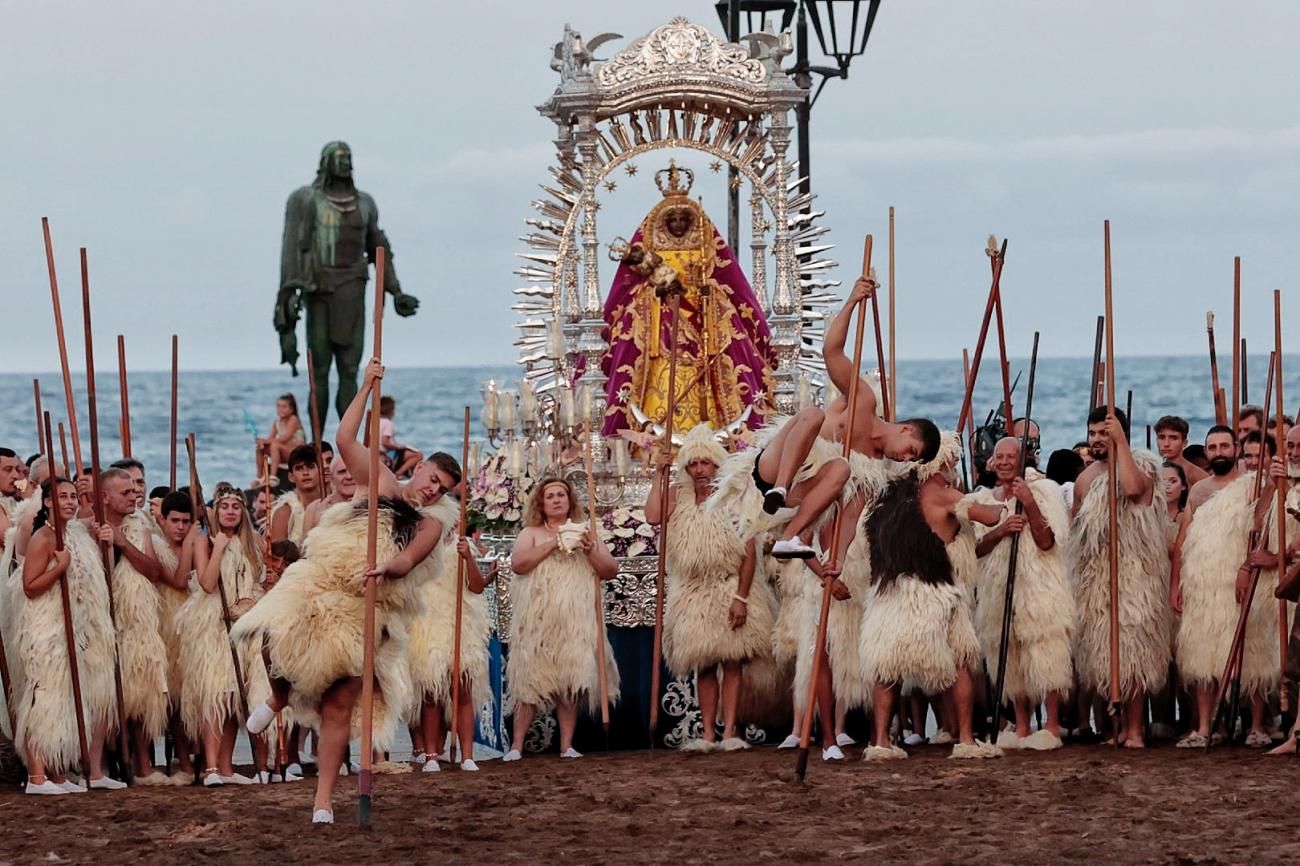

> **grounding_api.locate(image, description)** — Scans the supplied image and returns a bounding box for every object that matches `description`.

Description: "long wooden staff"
[961,349,975,488]
[989,332,1040,741]
[449,406,471,764]
[116,336,132,459]
[45,411,95,784]
[582,420,612,745]
[1231,258,1241,425]
[42,219,86,495]
[33,380,44,455]
[1102,221,1122,739]
[1241,339,1249,404]
[81,248,133,782]
[170,335,179,490]
[989,245,1014,428]
[1089,316,1104,413]
[648,272,688,744]
[306,350,329,495]
[869,265,891,423]
[887,206,897,419]
[795,235,872,782]
[1206,351,1276,745]
[185,434,263,776]
[59,424,71,478]
[358,246,386,827]
[954,237,1008,437]
[1272,290,1289,713]
[1207,312,1228,426]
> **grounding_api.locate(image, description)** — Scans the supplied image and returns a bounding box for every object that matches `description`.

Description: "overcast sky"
[3,0,1298,373]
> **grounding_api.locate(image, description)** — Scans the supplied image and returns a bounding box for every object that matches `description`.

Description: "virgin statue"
[600,162,775,438]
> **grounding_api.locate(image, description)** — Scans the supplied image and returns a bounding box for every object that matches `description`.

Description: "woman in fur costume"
[237,359,448,824]
[504,477,621,762]
[15,479,121,794]
[644,425,777,752]
[405,453,496,774]
[176,484,274,786]
[1068,408,1170,749]
[969,437,1075,749]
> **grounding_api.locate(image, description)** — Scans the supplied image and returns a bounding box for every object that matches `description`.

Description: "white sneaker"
[27,779,67,795]
[422,759,440,773]
[253,771,272,784]
[337,764,349,777]
[312,809,334,824]
[284,762,304,781]
[777,734,801,750]
[222,773,255,785]
[771,537,816,560]
[59,780,88,794]
[835,732,857,748]
[822,745,845,761]
[246,702,277,735]
[203,772,225,787]
[560,747,583,759]
[502,749,522,762]
[412,751,427,764]
[460,759,479,772]
[348,759,361,775]
[903,732,925,747]
[89,776,128,790]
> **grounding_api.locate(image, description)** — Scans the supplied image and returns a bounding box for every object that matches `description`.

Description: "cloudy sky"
[4,0,1298,373]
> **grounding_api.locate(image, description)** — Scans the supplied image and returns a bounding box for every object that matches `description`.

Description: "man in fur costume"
[970,438,1075,749]
[0,447,23,552]
[1265,427,1300,755]
[269,444,323,545]
[97,467,170,780]
[851,434,1004,760]
[303,455,358,535]
[645,424,777,753]
[238,359,449,823]
[1069,407,1171,748]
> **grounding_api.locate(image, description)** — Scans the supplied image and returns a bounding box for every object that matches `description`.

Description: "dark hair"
[380,395,396,417]
[1045,449,1085,486]
[278,393,300,416]
[1154,416,1189,438]
[319,441,334,455]
[25,453,41,467]
[903,418,942,463]
[427,452,462,487]
[1087,406,1129,439]
[287,444,317,471]
[149,485,171,501]
[160,491,193,518]
[1237,404,1264,425]
[1241,430,1277,456]
[1162,460,1189,509]
[270,539,301,565]
[34,477,73,533]
[110,458,145,473]
[0,447,16,460]
[1072,441,1089,451]
[1205,424,1234,443]
[865,476,951,590]
[1183,443,1208,465]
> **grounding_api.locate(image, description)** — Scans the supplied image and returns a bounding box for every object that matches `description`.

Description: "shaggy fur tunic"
[1069,450,1172,700]
[13,522,118,773]
[271,491,307,545]
[152,531,189,706]
[229,499,428,750]
[405,497,493,717]
[663,486,776,675]
[111,511,169,739]
[968,477,1076,702]
[175,540,271,739]
[505,544,621,715]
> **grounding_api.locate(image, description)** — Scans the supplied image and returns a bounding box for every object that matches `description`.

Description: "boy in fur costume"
[153,492,200,781]
[269,444,323,545]
[97,467,170,780]
[238,359,450,823]
[504,476,621,762]
[969,437,1075,749]
[16,479,122,794]
[645,425,777,753]
[405,452,496,774]
[852,434,1005,760]
[1069,407,1171,748]
[1171,426,1277,747]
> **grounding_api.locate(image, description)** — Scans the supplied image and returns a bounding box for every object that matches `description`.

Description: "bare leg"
[954,667,976,744]
[252,732,269,775]
[420,702,447,762]
[755,407,825,490]
[1044,690,1063,737]
[815,648,836,749]
[870,682,896,748]
[1013,700,1034,739]
[510,703,536,754]
[1122,693,1147,748]
[200,722,223,777]
[697,668,720,743]
[556,698,578,753]
[834,697,849,740]
[218,718,239,776]
[169,712,194,774]
[720,661,742,740]
[455,679,477,760]
[313,677,363,814]
[780,459,851,542]
[1194,684,1215,738]
[130,721,154,776]
[1249,693,1270,737]
[89,723,109,780]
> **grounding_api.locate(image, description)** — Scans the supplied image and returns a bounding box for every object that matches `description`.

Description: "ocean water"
[3,355,1297,486]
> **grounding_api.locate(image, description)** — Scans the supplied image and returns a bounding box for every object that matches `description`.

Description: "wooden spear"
[961,349,975,488]
[955,237,1009,437]
[1103,221,1122,739]
[32,380,44,455]
[869,264,891,423]
[358,246,386,827]
[1241,339,1249,404]
[42,219,86,494]
[989,243,1014,428]
[58,424,71,479]
[449,406,471,764]
[1231,258,1241,425]
[44,411,94,785]
[1089,316,1104,413]
[583,420,612,745]
[170,335,179,490]
[888,206,897,420]
[1207,312,1227,426]
[81,248,133,782]
[116,336,132,459]
[1272,290,1289,712]
[795,235,873,782]
[306,350,329,496]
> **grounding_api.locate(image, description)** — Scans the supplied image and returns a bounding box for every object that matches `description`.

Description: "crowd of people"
[2,281,1298,824]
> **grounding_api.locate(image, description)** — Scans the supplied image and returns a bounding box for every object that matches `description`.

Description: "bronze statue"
[276,141,419,420]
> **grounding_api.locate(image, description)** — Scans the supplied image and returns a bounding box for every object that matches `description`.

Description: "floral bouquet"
[599,506,659,558]
[467,454,536,535]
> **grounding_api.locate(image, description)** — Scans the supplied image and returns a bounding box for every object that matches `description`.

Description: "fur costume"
[175,538,271,739]
[1068,450,1172,700]
[662,483,776,675]
[405,497,493,718]
[229,498,428,750]
[151,529,190,705]
[1,495,41,719]
[271,491,307,544]
[13,521,118,773]
[505,542,621,715]
[111,511,169,739]
[968,476,1076,702]
[1176,474,1278,694]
